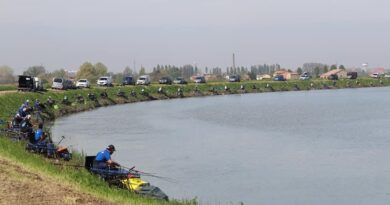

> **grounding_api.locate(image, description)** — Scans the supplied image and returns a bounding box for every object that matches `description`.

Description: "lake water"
[52,87,390,205]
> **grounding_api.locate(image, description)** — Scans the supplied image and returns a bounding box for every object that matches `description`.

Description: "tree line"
[0,62,349,85]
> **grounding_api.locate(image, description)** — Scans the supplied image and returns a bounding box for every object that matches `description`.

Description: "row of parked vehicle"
[370,73,390,78]
[122,75,202,85]
[49,71,364,90]
[51,75,179,90]
[272,71,359,81]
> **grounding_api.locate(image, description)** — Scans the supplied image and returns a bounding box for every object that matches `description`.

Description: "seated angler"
[34,123,46,144]
[76,94,85,103]
[47,96,55,107]
[12,113,24,128]
[34,99,41,111]
[117,89,125,97]
[18,104,28,117]
[20,115,33,134]
[94,145,120,169]
[62,95,70,104]
[88,93,96,100]
[100,90,108,98]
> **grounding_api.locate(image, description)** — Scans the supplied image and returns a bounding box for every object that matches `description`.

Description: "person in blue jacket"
[94,145,120,169]
[34,123,45,143]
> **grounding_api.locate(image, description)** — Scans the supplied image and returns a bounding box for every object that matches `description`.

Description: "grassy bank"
[0,88,197,205]
[0,84,17,91]
[0,77,390,204]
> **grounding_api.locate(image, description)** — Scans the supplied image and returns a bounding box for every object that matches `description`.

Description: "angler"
[85,145,169,201]
[94,145,120,169]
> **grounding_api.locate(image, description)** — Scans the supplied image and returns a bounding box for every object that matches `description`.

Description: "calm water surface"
[52,87,390,205]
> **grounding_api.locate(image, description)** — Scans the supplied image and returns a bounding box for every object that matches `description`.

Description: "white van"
[52,78,73,90]
[136,75,151,85]
[97,76,113,86]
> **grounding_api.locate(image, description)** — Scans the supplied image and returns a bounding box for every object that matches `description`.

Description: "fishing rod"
[120,165,178,183]
[56,136,65,146]
[52,163,84,168]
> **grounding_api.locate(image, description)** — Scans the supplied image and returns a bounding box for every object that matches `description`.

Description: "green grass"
[0,137,195,205]
[0,84,17,91]
[0,77,390,204]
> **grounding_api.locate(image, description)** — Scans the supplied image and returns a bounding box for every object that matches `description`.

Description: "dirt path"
[0,157,114,205]
[0,90,17,95]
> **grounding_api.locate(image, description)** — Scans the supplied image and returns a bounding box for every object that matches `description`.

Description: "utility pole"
[231,53,237,74]
[232,53,236,73]
[133,60,136,74]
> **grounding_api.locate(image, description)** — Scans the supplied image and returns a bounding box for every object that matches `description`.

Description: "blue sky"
[1,0,390,73]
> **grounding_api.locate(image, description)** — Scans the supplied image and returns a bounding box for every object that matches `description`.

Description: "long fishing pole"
[52,163,84,168]
[120,165,178,183]
[56,136,65,146]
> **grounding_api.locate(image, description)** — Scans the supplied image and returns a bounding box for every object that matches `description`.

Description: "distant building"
[320,69,348,79]
[256,74,272,80]
[290,73,300,80]
[204,74,221,81]
[240,74,251,81]
[368,67,385,75]
[273,71,299,80]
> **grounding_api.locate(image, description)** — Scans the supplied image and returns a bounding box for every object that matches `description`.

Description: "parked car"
[384,73,390,78]
[194,76,206,83]
[299,72,311,80]
[273,75,286,81]
[347,72,358,79]
[327,74,338,80]
[97,76,113,86]
[173,77,187,84]
[52,78,74,90]
[76,79,90,88]
[18,75,43,91]
[136,75,151,85]
[229,75,240,82]
[122,76,135,85]
[159,76,172,84]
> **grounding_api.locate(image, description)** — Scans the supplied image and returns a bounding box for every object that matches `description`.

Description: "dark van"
[18,75,43,91]
[347,72,358,79]
[122,76,135,85]
[229,75,241,82]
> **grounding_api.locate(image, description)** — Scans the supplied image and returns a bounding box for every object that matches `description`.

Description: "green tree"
[123,66,134,76]
[112,72,124,84]
[330,64,337,70]
[94,62,108,76]
[323,65,329,73]
[339,65,345,70]
[314,67,320,77]
[297,67,303,75]
[23,65,46,77]
[139,67,146,75]
[77,62,97,82]
[51,69,66,78]
[0,65,15,84]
